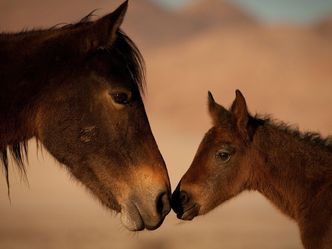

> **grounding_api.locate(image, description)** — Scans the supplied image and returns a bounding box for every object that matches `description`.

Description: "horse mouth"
[177,204,199,221]
[120,202,168,231]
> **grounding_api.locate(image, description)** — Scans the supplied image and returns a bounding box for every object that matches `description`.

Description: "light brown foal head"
[172,90,256,220]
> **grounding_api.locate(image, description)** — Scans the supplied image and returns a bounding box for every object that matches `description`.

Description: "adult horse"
[172,90,332,248]
[0,1,171,231]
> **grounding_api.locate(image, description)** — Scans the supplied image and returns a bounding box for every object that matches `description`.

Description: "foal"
[172,90,332,249]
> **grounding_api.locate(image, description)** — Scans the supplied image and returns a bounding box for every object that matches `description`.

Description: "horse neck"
[0,31,54,146]
[248,123,332,220]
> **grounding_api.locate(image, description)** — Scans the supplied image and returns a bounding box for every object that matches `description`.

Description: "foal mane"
[256,115,332,152]
[0,11,145,195]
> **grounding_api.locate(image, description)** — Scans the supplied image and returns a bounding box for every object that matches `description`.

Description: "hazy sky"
[153,0,332,23]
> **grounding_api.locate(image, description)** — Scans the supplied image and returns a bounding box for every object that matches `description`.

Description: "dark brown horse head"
[0,1,171,231]
[172,90,255,220]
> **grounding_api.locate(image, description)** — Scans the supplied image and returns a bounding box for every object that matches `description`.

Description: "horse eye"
[216,150,231,163]
[111,92,130,105]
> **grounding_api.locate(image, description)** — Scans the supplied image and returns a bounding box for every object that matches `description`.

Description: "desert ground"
[1,0,332,248]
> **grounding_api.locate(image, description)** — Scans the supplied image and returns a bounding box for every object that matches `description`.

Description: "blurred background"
[1,0,332,248]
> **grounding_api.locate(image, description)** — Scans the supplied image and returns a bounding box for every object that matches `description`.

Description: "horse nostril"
[156,192,171,217]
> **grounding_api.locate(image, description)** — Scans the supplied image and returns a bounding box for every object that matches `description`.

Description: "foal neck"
[250,122,332,220]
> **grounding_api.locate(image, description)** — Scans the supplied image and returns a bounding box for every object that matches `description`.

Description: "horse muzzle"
[120,190,171,231]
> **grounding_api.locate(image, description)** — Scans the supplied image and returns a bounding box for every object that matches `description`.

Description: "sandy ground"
[1,1,332,249]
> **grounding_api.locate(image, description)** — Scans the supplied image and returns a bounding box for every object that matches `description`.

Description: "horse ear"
[208,91,230,126]
[231,90,249,139]
[81,1,128,52]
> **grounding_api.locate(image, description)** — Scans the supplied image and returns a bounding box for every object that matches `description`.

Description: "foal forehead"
[204,126,240,144]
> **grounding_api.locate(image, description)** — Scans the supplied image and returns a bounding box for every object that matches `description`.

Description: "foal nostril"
[179,191,189,205]
[156,192,171,217]
[171,186,192,216]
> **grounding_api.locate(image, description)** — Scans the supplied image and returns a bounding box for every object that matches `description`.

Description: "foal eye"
[216,150,232,163]
[111,92,130,105]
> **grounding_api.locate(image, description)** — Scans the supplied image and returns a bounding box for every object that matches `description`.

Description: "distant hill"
[314,15,332,38]
[0,0,260,49]
[144,24,332,132]
[0,0,118,31]
[0,0,190,48]
[121,0,190,48]
[180,0,257,30]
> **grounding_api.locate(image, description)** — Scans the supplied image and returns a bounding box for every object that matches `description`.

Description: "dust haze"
[1,0,331,248]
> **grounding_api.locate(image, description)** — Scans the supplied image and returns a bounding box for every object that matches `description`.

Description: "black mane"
[0,10,145,92]
[111,29,146,93]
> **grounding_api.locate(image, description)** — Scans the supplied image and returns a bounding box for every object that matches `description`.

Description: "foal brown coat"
[173,90,332,249]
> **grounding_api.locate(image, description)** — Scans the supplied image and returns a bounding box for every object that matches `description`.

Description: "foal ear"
[208,91,230,126]
[231,90,249,139]
[82,1,128,51]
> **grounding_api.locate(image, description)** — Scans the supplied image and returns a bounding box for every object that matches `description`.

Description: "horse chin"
[120,204,145,231]
[120,201,166,231]
[177,204,200,221]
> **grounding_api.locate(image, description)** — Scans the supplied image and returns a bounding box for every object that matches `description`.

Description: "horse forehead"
[88,72,135,91]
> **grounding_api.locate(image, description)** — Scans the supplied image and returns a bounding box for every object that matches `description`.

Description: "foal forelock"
[0,11,146,194]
